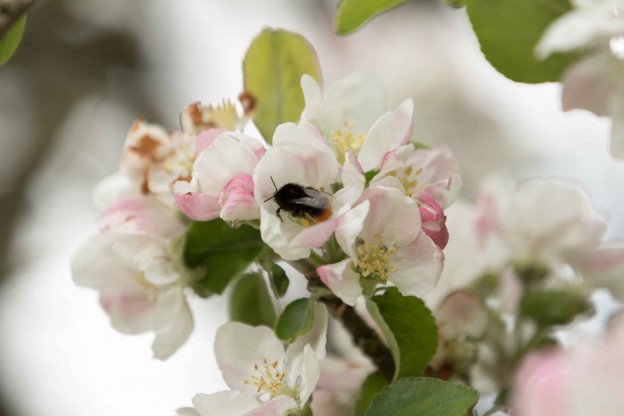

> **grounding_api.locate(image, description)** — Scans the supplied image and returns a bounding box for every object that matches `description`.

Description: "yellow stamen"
[243,358,287,396]
[330,121,366,163]
[388,166,423,196]
[352,238,396,281]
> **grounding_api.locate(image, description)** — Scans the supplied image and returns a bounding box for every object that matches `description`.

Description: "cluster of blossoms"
[72,71,461,414]
[536,0,624,158]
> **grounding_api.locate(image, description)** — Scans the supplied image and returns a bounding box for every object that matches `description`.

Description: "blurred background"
[0,0,622,415]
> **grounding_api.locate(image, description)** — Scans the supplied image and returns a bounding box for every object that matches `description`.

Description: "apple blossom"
[300,72,413,168]
[318,178,444,306]
[536,0,624,158]
[72,179,193,359]
[187,318,327,416]
[253,122,342,261]
[174,132,265,222]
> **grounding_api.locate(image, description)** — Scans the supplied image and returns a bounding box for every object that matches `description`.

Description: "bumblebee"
[265,178,333,227]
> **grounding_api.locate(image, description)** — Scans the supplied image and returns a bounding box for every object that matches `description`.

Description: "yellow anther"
[243,358,287,396]
[353,239,396,281]
[330,120,367,163]
[388,166,423,196]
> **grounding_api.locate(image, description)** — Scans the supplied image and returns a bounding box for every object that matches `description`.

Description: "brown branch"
[291,260,395,380]
[0,0,36,37]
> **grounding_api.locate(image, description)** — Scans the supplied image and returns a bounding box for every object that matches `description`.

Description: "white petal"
[92,173,138,211]
[192,391,259,416]
[390,232,444,297]
[358,112,395,172]
[290,303,328,361]
[317,260,362,306]
[260,208,311,261]
[300,74,324,123]
[151,287,193,360]
[284,344,321,405]
[360,185,421,247]
[536,9,624,58]
[215,322,286,392]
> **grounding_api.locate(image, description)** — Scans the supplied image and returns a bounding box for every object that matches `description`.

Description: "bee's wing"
[291,188,330,209]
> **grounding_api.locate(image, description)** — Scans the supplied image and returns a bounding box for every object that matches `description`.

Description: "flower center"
[353,236,396,281]
[387,165,423,196]
[331,121,366,162]
[132,273,160,301]
[244,358,287,396]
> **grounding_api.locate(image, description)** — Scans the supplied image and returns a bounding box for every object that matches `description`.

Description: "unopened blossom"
[536,0,624,158]
[512,317,624,416]
[301,72,413,168]
[72,181,193,359]
[318,178,444,306]
[253,122,343,261]
[188,309,327,416]
[174,132,265,222]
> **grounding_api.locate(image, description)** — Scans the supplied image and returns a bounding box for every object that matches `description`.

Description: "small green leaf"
[336,0,408,35]
[354,371,389,416]
[0,16,26,66]
[229,273,276,327]
[367,288,438,379]
[365,377,479,416]
[270,263,290,298]
[275,297,315,343]
[184,220,265,296]
[243,28,322,142]
[465,0,576,83]
[520,289,590,328]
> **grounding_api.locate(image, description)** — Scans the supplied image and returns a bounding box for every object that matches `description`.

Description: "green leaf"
[184,220,265,296]
[336,0,408,35]
[243,28,322,142]
[0,16,26,66]
[367,288,438,379]
[365,377,479,416]
[270,263,290,298]
[520,289,590,328]
[354,371,389,416]
[275,297,315,343]
[465,0,576,83]
[229,273,276,327]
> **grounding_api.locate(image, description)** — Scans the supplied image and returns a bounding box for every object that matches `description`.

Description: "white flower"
[301,72,414,168]
[72,179,193,359]
[536,0,624,159]
[318,178,444,306]
[174,132,265,221]
[253,122,342,261]
[188,315,327,416]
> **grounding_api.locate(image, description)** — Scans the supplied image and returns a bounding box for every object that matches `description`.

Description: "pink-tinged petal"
[151,287,193,360]
[175,192,220,221]
[245,396,298,416]
[194,128,225,154]
[291,218,339,249]
[421,173,463,209]
[511,351,571,416]
[390,232,444,297]
[192,391,260,416]
[99,293,155,335]
[334,151,365,212]
[219,174,260,221]
[318,260,362,306]
[419,196,449,249]
[436,290,488,340]
[92,173,138,211]
[300,74,324,122]
[392,99,414,146]
[215,322,286,393]
[360,185,421,246]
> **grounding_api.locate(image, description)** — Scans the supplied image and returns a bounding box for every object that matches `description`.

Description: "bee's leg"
[276,208,284,222]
